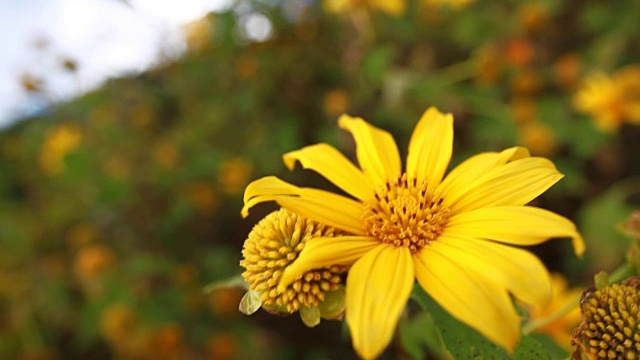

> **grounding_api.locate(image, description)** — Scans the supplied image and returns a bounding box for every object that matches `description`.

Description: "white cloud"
[0,0,232,128]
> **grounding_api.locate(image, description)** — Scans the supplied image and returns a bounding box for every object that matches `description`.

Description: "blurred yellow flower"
[324,0,406,17]
[422,0,475,10]
[473,44,503,86]
[323,89,351,117]
[553,53,581,89]
[74,243,116,285]
[235,54,258,79]
[104,155,131,181]
[183,182,219,214]
[525,273,583,351]
[574,66,640,132]
[183,15,215,53]
[518,120,557,157]
[100,304,139,350]
[510,68,543,96]
[218,157,253,195]
[517,2,550,34]
[39,124,82,175]
[510,96,537,124]
[242,107,584,359]
[154,141,181,169]
[66,223,99,249]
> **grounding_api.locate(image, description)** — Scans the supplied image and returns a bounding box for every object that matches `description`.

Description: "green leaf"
[238,289,262,315]
[398,311,450,360]
[411,287,550,360]
[578,178,640,271]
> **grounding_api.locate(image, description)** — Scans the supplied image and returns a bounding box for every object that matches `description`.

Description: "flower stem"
[521,292,582,335]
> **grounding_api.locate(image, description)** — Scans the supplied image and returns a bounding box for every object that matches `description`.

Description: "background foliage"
[1,0,640,358]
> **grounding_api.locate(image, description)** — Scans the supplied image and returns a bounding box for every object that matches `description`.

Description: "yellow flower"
[324,0,406,17]
[572,277,640,359]
[240,209,346,327]
[242,107,585,359]
[525,273,583,351]
[574,66,640,132]
[39,124,82,175]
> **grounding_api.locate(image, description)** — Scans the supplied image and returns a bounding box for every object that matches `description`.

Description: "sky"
[0,0,232,128]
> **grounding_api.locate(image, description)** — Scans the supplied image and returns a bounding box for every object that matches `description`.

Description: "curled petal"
[242,176,365,235]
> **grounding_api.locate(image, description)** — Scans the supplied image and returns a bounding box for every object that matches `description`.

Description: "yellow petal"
[433,235,551,305]
[277,236,379,291]
[414,247,520,352]
[445,206,585,256]
[437,147,530,199]
[346,245,414,360]
[283,143,374,201]
[406,107,454,191]
[338,114,401,186]
[242,176,365,235]
[444,156,563,214]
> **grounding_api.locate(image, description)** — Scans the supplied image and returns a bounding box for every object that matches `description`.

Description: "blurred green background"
[1,0,640,358]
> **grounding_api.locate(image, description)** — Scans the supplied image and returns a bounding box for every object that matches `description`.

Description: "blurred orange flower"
[74,243,116,285]
[207,332,239,360]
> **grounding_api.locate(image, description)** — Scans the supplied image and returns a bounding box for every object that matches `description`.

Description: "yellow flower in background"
[574,66,640,132]
[242,107,584,359]
[323,89,351,117]
[39,124,82,175]
[518,120,557,157]
[218,157,253,195]
[525,273,583,351]
[182,182,219,214]
[324,0,406,17]
[422,0,475,10]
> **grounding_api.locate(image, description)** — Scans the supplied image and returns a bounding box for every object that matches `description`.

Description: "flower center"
[363,173,450,254]
[574,278,640,359]
[240,209,345,313]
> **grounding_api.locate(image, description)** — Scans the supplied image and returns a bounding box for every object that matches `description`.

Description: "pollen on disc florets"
[240,208,345,313]
[572,277,640,359]
[363,173,451,254]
